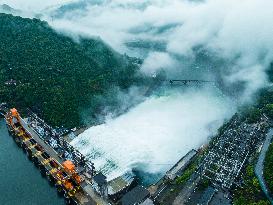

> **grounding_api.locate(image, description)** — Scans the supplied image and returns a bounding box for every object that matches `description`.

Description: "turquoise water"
[0,119,65,205]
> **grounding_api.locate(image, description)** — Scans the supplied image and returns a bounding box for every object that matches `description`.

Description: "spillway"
[71,87,235,185]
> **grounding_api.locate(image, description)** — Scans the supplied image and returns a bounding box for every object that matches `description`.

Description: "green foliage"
[254,201,272,205]
[257,89,273,113]
[233,88,273,205]
[233,164,270,205]
[233,196,249,205]
[246,165,255,177]
[0,13,143,127]
[241,106,262,123]
[234,197,269,205]
[175,162,197,185]
[264,142,273,195]
[198,178,210,191]
[264,104,273,119]
[253,178,260,189]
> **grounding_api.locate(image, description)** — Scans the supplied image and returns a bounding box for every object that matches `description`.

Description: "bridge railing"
[169,79,215,85]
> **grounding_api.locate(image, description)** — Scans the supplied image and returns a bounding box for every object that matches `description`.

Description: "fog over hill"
[2,0,273,100]
[2,0,273,183]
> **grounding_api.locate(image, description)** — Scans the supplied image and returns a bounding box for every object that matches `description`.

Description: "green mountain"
[0,13,143,127]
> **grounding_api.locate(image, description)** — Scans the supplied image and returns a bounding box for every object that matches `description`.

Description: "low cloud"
[3,0,272,87]
[26,0,273,100]
[2,0,272,182]
[140,52,177,75]
[0,0,71,11]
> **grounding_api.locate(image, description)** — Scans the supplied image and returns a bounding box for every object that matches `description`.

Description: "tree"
[264,104,273,119]
[0,13,144,128]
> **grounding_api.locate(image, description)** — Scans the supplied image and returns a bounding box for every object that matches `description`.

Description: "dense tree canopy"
[233,164,270,205]
[264,143,273,195]
[0,13,144,127]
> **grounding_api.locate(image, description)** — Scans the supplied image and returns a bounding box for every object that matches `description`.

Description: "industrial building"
[121,186,151,205]
[2,107,139,205]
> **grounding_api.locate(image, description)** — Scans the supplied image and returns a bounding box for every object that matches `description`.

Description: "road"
[255,128,273,204]
[172,174,200,205]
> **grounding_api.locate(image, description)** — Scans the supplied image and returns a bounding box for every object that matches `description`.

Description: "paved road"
[173,174,200,205]
[255,128,273,204]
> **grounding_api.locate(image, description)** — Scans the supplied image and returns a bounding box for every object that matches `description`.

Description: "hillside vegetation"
[264,142,273,196]
[0,13,144,127]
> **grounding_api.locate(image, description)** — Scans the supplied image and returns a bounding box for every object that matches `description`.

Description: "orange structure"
[6,108,31,143]
[63,180,74,191]
[11,108,19,117]
[63,160,82,185]
[63,160,75,173]
[4,108,91,203]
[7,108,20,126]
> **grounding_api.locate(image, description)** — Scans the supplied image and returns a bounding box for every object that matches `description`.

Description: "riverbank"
[255,128,273,204]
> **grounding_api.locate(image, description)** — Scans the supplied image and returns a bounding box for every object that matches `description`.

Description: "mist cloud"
[31,0,272,100]
[0,0,71,11]
[72,87,235,182]
[2,0,272,99]
[1,0,272,182]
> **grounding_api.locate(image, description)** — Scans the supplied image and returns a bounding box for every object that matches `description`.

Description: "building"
[108,172,136,202]
[198,186,216,205]
[121,186,150,205]
[165,149,197,180]
[92,173,108,198]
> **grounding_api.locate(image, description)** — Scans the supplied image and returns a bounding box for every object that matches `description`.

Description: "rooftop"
[108,172,135,195]
[93,173,107,185]
[121,185,150,205]
[198,186,216,205]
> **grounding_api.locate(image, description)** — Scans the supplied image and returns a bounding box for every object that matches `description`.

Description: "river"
[0,119,65,205]
[255,128,273,204]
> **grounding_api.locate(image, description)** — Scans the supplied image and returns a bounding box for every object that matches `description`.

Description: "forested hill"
[0,13,143,128]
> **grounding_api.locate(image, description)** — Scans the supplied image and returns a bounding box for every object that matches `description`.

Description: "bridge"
[169,79,214,85]
[145,78,215,96]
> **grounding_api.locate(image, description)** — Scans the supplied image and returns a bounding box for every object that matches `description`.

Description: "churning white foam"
[71,87,235,182]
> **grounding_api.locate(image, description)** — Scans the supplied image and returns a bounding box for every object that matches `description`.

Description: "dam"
[0,86,235,205]
[72,87,235,186]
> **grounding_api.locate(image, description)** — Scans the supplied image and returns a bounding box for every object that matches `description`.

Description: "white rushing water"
[71,87,235,183]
